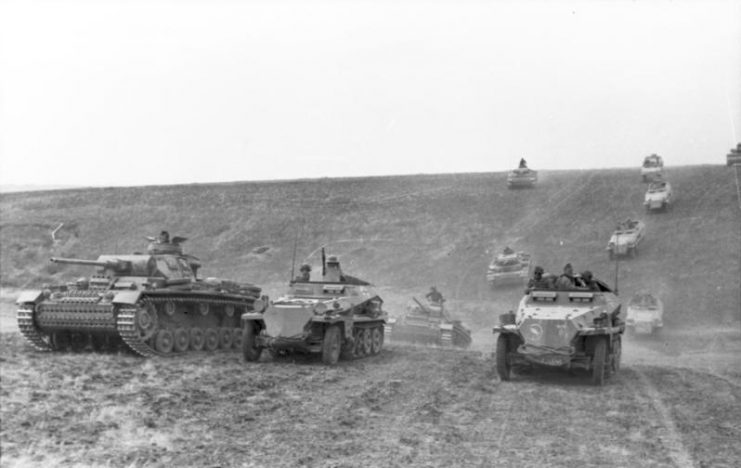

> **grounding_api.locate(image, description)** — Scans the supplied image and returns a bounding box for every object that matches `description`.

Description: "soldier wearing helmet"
[556,263,576,289]
[526,266,548,293]
[580,270,599,291]
[425,286,444,305]
[295,263,311,282]
[323,255,346,282]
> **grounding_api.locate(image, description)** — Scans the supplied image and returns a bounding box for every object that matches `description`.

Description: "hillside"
[1,165,740,327]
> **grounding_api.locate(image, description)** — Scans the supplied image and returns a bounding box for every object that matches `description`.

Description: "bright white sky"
[0,0,739,188]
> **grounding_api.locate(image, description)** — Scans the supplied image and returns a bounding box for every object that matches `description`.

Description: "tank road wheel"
[242,321,262,362]
[232,328,243,348]
[91,334,107,352]
[135,303,159,341]
[198,303,209,316]
[361,328,373,356]
[50,331,71,351]
[173,328,190,352]
[322,326,342,365]
[496,334,511,382]
[190,328,205,351]
[164,301,176,317]
[155,329,174,354]
[371,327,383,355]
[69,332,88,352]
[204,328,219,351]
[225,305,235,317]
[219,327,233,349]
[591,337,608,386]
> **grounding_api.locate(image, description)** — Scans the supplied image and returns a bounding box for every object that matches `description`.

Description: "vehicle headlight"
[313,302,328,315]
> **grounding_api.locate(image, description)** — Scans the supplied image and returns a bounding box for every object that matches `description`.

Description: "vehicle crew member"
[426,286,444,304]
[580,270,599,291]
[556,263,576,289]
[295,263,311,282]
[323,255,346,282]
[526,266,548,292]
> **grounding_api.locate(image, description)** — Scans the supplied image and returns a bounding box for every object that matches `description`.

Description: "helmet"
[300,263,311,272]
[534,266,544,275]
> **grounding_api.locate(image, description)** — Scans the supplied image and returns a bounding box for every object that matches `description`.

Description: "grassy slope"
[1,165,739,325]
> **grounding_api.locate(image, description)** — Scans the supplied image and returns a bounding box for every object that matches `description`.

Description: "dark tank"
[385,297,472,348]
[15,233,266,357]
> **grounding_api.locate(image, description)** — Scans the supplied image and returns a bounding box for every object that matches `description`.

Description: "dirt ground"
[1,300,740,468]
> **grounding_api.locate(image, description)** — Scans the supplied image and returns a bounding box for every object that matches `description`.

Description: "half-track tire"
[496,334,511,381]
[611,336,622,373]
[321,325,342,365]
[608,250,614,261]
[591,337,607,386]
[242,321,262,362]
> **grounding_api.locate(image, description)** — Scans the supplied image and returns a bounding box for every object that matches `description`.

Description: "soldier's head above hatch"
[159,231,170,243]
[300,263,311,272]
[581,270,593,281]
[533,266,544,278]
[563,263,573,276]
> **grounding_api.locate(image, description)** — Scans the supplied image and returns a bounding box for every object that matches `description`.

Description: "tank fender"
[16,290,43,305]
[111,291,142,305]
[241,312,265,323]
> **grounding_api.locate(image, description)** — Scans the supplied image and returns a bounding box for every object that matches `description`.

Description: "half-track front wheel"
[591,337,607,386]
[496,334,511,381]
[242,321,263,362]
[322,325,342,365]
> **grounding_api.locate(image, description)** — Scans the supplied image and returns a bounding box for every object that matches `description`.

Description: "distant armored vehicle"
[385,297,471,348]
[493,274,624,385]
[727,143,741,166]
[487,249,531,288]
[240,259,386,365]
[626,292,663,335]
[607,219,646,259]
[16,235,265,356]
[641,154,664,182]
[507,167,538,189]
[643,179,673,212]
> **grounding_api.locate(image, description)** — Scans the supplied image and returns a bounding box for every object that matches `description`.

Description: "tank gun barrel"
[50,257,130,271]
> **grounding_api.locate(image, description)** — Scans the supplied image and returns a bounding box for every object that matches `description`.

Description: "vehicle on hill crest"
[240,255,386,365]
[606,219,645,259]
[16,233,266,356]
[727,143,741,166]
[626,292,663,335]
[385,297,472,348]
[641,154,664,182]
[493,273,624,385]
[507,158,537,188]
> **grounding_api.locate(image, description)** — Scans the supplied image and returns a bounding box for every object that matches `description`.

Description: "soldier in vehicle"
[519,158,527,169]
[579,270,599,291]
[294,263,311,282]
[503,246,515,255]
[323,255,346,282]
[556,263,576,289]
[526,266,548,292]
[426,286,444,304]
[158,230,170,244]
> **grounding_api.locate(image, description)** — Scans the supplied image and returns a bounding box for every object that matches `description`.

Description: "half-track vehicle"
[385,297,472,348]
[487,250,531,288]
[626,292,663,335]
[493,274,624,385]
[644,179,673,212]
[727,143,741,166]
[641,154,664,182]
[241,267,386,365]
[606,219,645,259]
[16,235,266,357]
[507,167,538,189]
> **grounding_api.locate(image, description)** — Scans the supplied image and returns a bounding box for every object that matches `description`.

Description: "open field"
[1,165,740,466]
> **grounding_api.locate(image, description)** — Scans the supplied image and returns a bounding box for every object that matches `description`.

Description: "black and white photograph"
[1,0,740,466]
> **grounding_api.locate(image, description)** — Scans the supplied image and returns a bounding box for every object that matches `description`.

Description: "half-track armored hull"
[607,219,645,259]
[644,180,673,212]
[641,154,664,182]
[626,292,663,335]
[241,279,386,365]
[16,237,265,357]
[385,298,471,348]
[493,277,624,385]
[487,251,531,288]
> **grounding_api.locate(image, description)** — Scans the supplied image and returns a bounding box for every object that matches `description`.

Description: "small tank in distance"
[493,272,624,385]
[606,218,645,259]
[726,143,741,166]
[486,247,531,289]
[507,158,538,189]
[385,296,472,349]
[641,153,664,182]
[16,232,266,357]
[240,255,386,365]
[626,292,663,335]
[643,178,673,212]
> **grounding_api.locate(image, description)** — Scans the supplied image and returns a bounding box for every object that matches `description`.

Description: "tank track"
[16,303,52,351]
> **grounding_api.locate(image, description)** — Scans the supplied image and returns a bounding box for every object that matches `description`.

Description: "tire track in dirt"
[630,367,696,468]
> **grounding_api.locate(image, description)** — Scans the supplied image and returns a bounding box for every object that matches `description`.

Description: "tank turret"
[16,234,265,357]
